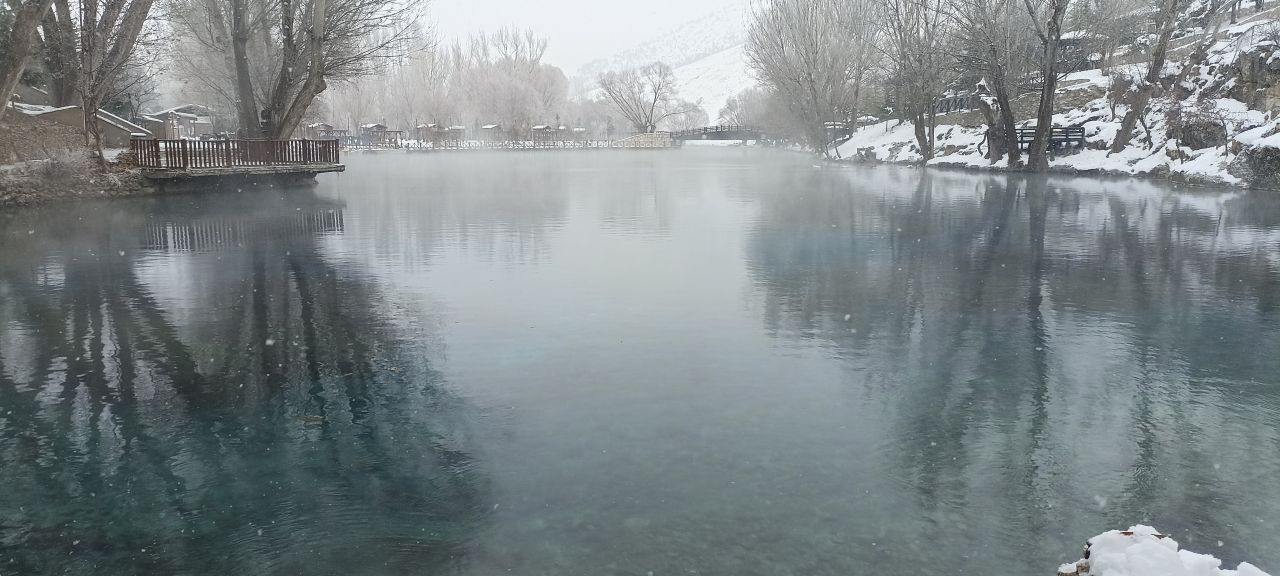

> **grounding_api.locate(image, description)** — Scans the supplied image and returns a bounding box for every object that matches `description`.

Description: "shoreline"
[822,152,1278,193]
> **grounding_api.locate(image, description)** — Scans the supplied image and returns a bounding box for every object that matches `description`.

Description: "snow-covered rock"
[1057,526,1272,576]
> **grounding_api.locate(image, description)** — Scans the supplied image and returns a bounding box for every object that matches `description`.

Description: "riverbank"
[0,111,152,208]
[830,16,1280,192]
[0,151,150,209]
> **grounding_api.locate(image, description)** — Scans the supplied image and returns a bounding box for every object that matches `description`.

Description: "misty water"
[2,149,1279,575]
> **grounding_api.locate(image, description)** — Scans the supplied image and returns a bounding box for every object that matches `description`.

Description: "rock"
[1228,144,1280,190]
[1175,116,1227,150]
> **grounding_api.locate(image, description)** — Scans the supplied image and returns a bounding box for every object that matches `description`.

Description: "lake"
[1,149,1278,575]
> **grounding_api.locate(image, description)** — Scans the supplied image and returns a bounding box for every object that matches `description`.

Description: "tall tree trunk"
[230,0,262,137]
[269,0,328,139]
[977,97,1005,162]
[913,111,931,161]
[40,0,80,106]
[0,0,56,122]
[1110,0,1179,153]
[79,0,100,158]
[1029,0,1068,171]
[988,60,1021,167]
[265,0,297,137]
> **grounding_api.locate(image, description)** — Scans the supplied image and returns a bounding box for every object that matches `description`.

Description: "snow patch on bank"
[1059,526,1272,576]
[827,20,1280,188]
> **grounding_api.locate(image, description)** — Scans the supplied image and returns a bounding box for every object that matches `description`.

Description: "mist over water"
[2,149,1279,575]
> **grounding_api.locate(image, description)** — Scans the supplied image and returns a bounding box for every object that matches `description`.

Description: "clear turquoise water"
[1,150,1278,575]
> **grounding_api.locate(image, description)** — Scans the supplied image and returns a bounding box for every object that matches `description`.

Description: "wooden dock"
[130,139,345,181]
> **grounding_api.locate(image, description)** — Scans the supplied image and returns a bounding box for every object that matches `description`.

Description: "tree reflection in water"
[0,192,488,575]
[747,169,1280,572]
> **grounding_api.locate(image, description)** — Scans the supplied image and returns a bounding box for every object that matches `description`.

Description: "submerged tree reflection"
[746,169,1280,571]
[0,192,488,575]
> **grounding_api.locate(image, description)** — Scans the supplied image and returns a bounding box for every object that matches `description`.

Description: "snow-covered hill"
[573,0,757,119]
[671,44,756,119]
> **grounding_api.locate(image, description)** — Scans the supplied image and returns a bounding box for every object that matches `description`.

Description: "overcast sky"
[428,0,747,73]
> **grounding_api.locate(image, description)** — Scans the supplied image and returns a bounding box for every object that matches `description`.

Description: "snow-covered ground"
[1059,526,1271,576]
[827,14,1280,188]
[834,60,1280,187]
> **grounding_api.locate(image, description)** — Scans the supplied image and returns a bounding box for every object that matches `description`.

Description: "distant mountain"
[573,1,757,120]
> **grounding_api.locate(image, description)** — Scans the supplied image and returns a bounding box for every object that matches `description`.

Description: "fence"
[131,139,340,169]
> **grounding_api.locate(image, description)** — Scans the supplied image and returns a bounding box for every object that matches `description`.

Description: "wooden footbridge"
[130,139,345,181]
[670,125,765,141]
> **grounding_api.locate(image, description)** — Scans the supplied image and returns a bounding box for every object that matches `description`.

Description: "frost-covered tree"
[881,0,953,161]
[597,62,694,133]
[747,0,879,154]
[949,0,1038,166]
[1110,0,1192,153]
[170,0,424,138]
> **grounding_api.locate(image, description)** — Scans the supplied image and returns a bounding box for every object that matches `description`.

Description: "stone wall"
[936,81,1107,128]
[0,152,147,208]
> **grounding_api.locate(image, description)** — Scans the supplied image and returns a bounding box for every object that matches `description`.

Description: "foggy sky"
[429,0,748,72]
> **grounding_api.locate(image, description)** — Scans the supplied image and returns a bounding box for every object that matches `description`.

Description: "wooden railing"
[131,139,340,169]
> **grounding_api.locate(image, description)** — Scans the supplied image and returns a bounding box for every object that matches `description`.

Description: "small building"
[305,122,334,139]
[532,125,568,142]
[146,105,215,138]
[480,124,505,141]
[360,123,404,148]
[413,124,464,147]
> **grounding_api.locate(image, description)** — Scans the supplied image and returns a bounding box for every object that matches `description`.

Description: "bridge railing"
[671,125,757,138]
[131,139,341,169]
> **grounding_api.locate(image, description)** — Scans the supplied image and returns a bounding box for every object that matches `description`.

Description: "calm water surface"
[2,150,1279,575]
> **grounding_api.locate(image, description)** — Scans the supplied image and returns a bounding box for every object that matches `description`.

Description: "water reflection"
[747,168,1280,571]
[1,153,1278,576]
[0,192,487,575]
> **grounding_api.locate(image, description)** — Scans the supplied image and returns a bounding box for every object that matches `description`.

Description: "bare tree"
[950,0,1038,166]
[1023,0,1073,170]
[171,0,424,138]
[1110,0,1188,153]
[444,29,567,137]
[77,0,158,160]
[1068,0,1147,69]
[0,0,54,123]
[37,0,79,105]
[597,62,692,133]
[881,0,953,161]
[746,0,877,154]
[663,100,708,132]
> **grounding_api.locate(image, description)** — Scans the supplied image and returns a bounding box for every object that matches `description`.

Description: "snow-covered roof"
[361,123,387,129]
[572,127,586,132]
[11,103,78,116]
[150,104,211,116]
[1060,30,1094,40]
[447,125,465,131]
[531,125,550,130]
[482,124,501,129]
[97,109,150,135]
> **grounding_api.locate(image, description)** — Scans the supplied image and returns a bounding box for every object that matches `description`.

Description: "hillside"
[573,1,756,118]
